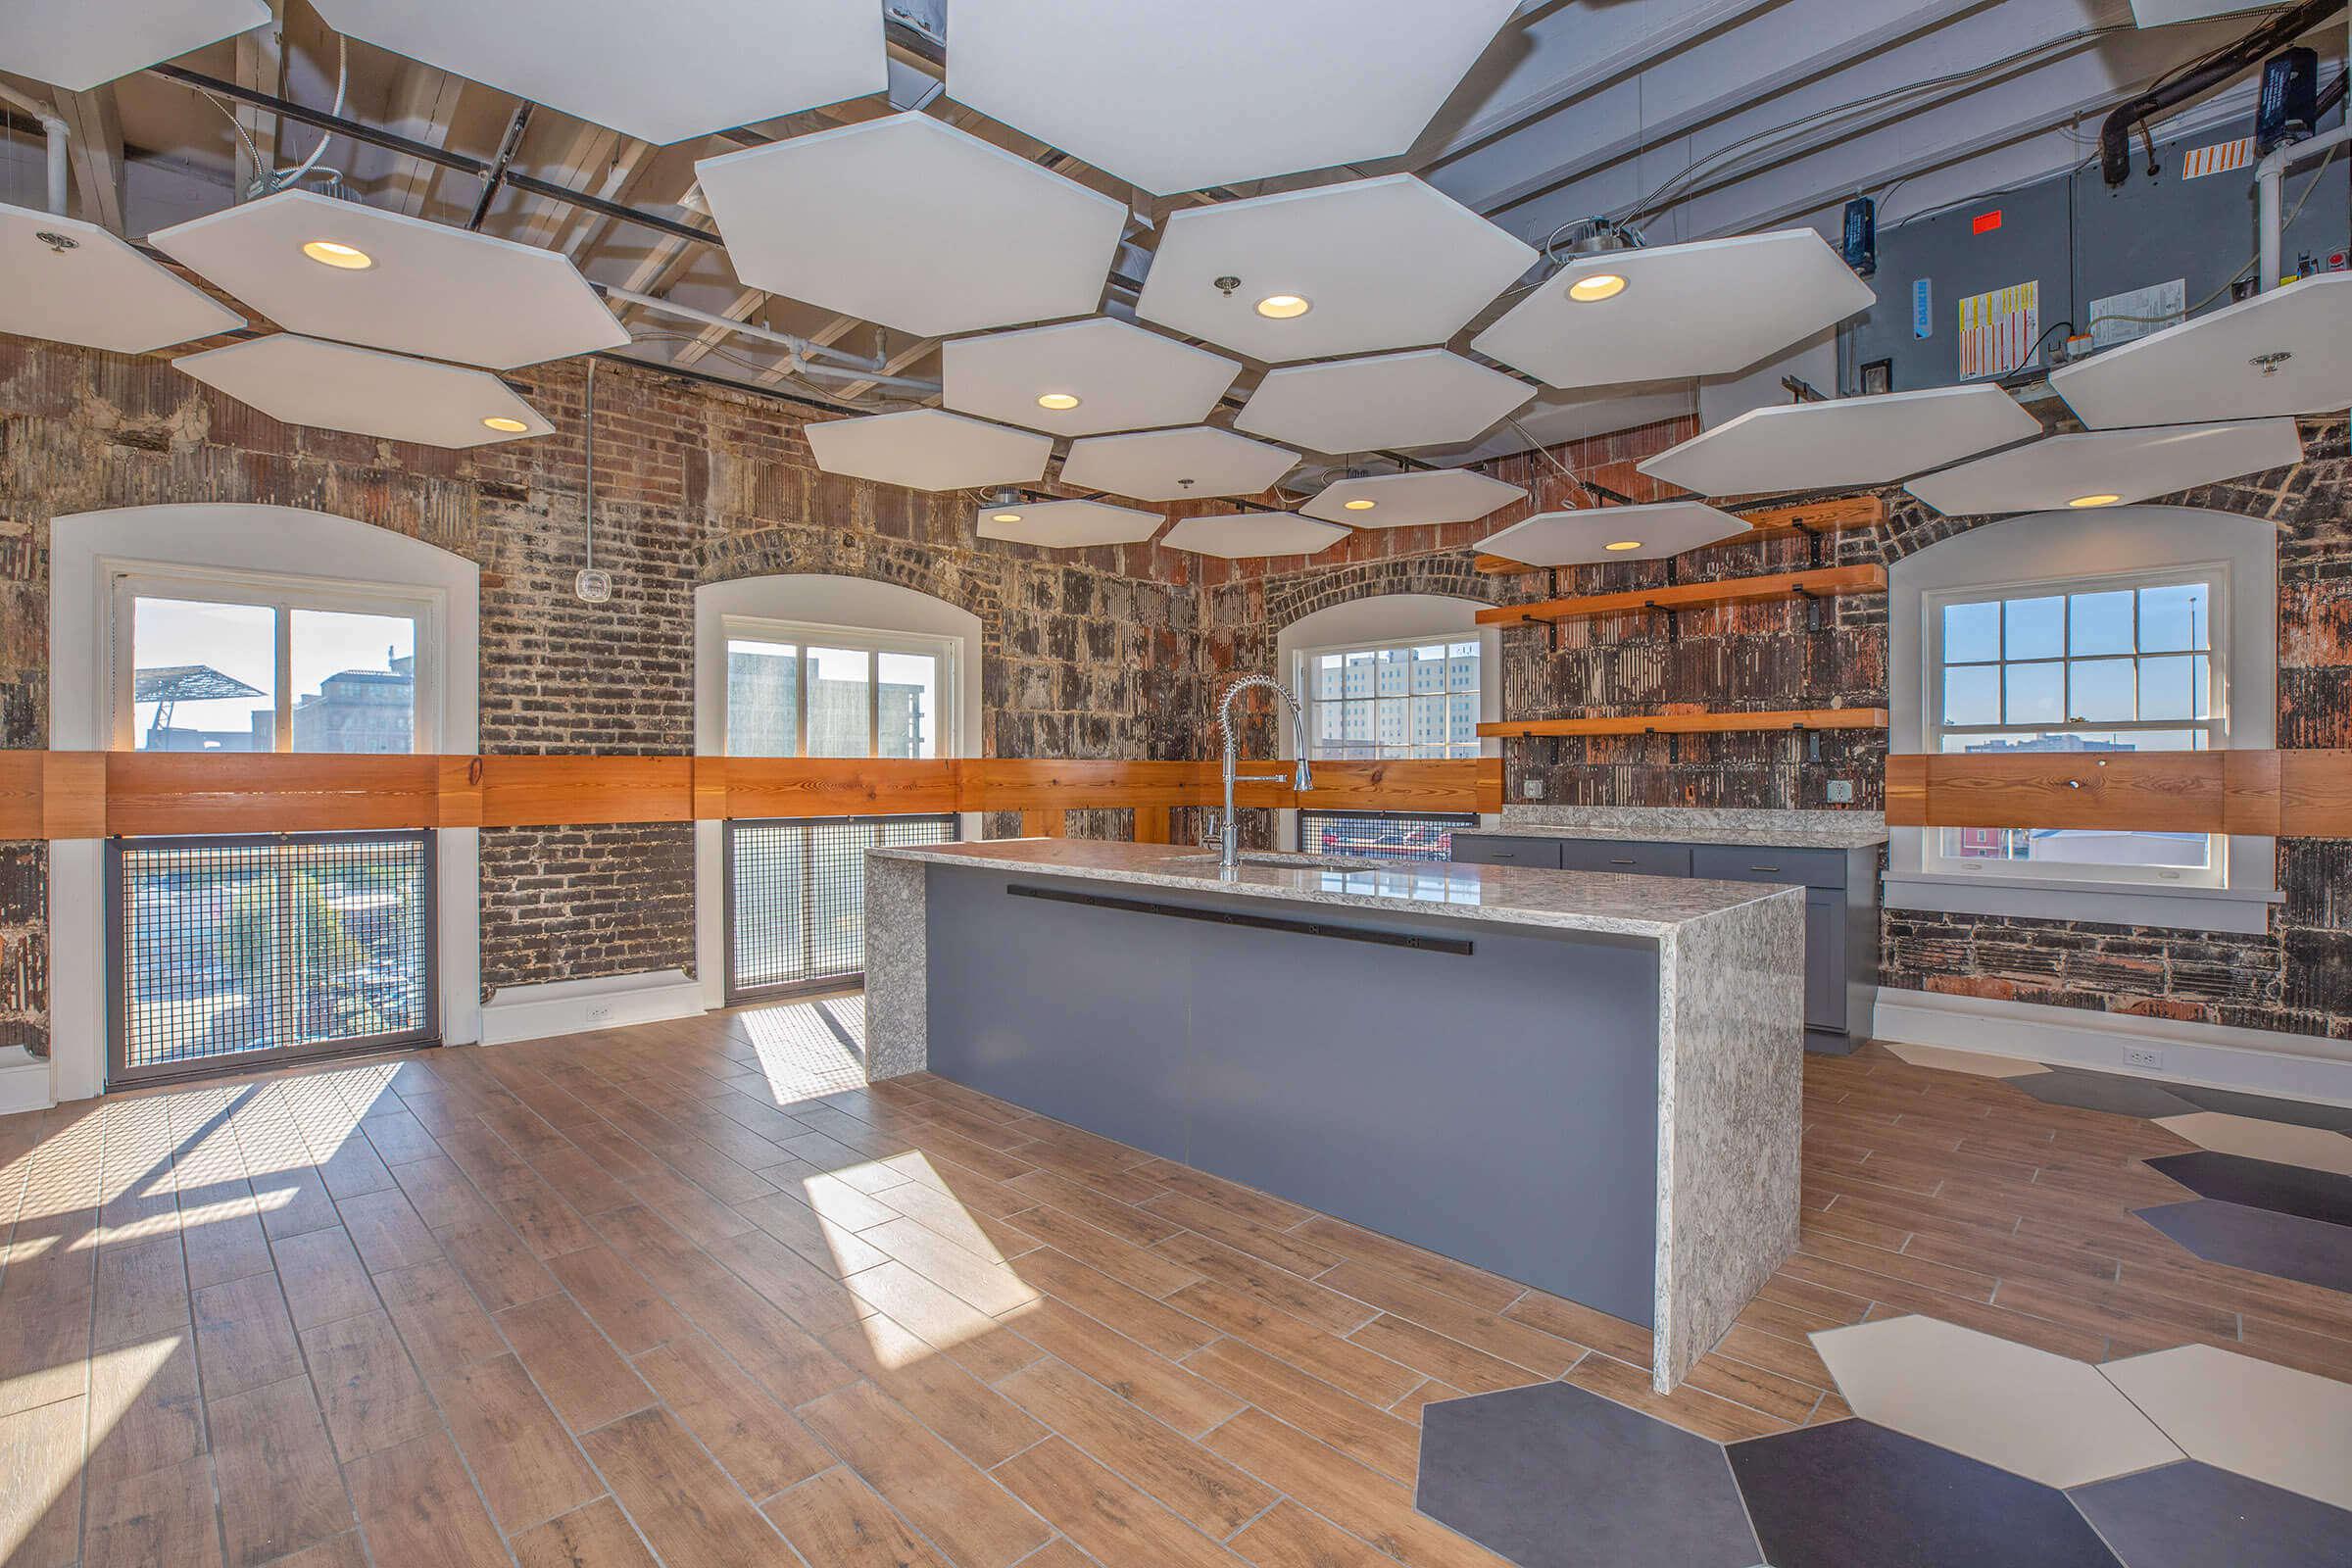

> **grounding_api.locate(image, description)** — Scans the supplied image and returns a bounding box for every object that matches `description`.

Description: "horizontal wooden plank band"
[1885,750,2352,838]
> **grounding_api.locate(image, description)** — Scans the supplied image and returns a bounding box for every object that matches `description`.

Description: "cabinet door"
[1805,890,1845,1032]
[1555,839,1691,877]
[1450,836,1563,869]
[1690,844,1847,890]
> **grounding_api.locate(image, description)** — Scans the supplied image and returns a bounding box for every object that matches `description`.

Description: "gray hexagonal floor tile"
[2143,1151,2352,1228]
[2071,1459,2352,1567]
[2014,1067,2203,1119]
[1415,1382,1760,1568]
[2134,1199,2352,1294]
[1726,1419,2122,1568]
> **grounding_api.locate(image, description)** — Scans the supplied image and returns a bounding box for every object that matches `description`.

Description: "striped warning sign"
[2181,137,2255,179]
[1958,280,2039,379]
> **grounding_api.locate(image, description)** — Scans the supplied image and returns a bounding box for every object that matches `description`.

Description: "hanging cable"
[269,35,348,196]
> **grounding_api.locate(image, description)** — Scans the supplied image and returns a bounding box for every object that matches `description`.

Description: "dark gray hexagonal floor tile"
[2164,1084,2352,1134]
[2135,1199,2352,1294]
[1414,1381,1760,1568]
[2144,1151,2352,1228]
[2015,1068,2202,1119]
[1726,1419,2121,1568]
[2071,1459,2352,1567]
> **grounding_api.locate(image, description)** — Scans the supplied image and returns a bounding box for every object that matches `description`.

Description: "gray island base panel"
[861,839,1805,1392]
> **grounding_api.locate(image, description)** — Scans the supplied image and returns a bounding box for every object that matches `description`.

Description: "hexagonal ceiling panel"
[1640,384,2043,496]
[1300,469,1526,528]
[1904,419,2304,516]
[945,0,1521,195]
[2048,272,2352,430]
[174,335,553,448]
[1160,512,1348,559]
[1477,501,1749,565]
[308,0,884,145]
[1134,175,1538,363]
[977,500,1163,549]
[2,203,245,353]
[698,112,1127,338]
[1472,229,1876,391]
[805,409,1052,492]
[151,190,625,370]
[1235,350,1536,456]
[0,0,268,91]
[942,318,1240,437]
[1057,426,1298,501]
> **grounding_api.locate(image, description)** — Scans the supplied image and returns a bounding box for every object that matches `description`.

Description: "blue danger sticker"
[1912,278,1933,340]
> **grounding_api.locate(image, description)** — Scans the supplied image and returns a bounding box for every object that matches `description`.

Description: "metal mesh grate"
[1298,809,1479,862]
[108,830,435,1084]
[726,814,958,1000]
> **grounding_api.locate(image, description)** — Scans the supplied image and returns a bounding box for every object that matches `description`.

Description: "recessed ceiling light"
[991,511,1023,523]
[1568,272,1627,303]
[480,416,530,433]
[1254,293,1311,319]
[1603,539,1643,551]
[301,239,373,270]
[2068,492,2124,508]
[1343,498,1377,511]
[1035,392,1081,411]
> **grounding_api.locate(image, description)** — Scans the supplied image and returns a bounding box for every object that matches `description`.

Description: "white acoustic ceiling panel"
[805,409,1052,492]
[1057,426,1298,501]
[942,318,1240,437]
[2,203,245,353]
[2047,273,2352,430]
[175,335,553,448]
[2129,0,2273,23]
[946,0,1520,196]
[1300,469,1526,528]
[152,190,626,370]
[0,0,268,91]
[308,0,884,144]
[977,499,1163,549]
[1905,419,2305,516]
[1236,350,1536,456]
[1640,385,2043,496]
[1134,175,1538,363]
[1160,512,1350,560]
[1473,229,1876,391]
[1477,501,1749,565]
[698,113,1126,338]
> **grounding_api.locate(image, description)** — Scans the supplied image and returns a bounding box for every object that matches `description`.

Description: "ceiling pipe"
[2098,0,2345,185]
[593,284,932,382]
[0,81,71,217]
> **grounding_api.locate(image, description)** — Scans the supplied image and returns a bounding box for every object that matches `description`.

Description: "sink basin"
[1167,851,1388,873]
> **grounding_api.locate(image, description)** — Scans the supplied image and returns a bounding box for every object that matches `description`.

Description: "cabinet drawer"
[1450,836,1563,869]
[1690,844,1847,890]
[1555,839,1691,877]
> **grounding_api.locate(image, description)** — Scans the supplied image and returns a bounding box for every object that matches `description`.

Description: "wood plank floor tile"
[992,1436,1245,1568]
[1005,1170,1180,1247]
[1289,1216,1523,1313]
[192,1270,305,1398]
[545,1243,693,1354]
[429,1352,603,1531]
[999,1201,1203,1298]
[1002,1296,1244,1439]
[763,1465,953,1568]
[511,1497,662,1568]
[91,1232,189,1349]
[1003,1356,1276,1536]
[1152,1233,1373,1338]
[208,1374,354,1568]
[1169,1280,1423,1406]
[1347,1313,1545,1396]
[341,1430,509,1568]
[1230,1498,1398,1568]
[1563,1354,1790,1444]
[1145,1191,1344,1278]
[1204,1407,1509,1568]
[333,1188,443,1276]
[1323,1264,1579,1376]
[818,1312,1048,1468]
[580,1404,792,1568]
[301,1310,437,1462]
[1185,1337,1425,1485]
[437,1221,562,1313]
[799,1379,1054,1568]
[83,1451,221,1568]
[86,1327,205,1487]
[0,1394,87,1568]
[845,1259,1042,1384]
[862,1214,1041,1316]
[1392,1378,1466,1423]
[270,1227,377,1330]
[498,1293,658,1433]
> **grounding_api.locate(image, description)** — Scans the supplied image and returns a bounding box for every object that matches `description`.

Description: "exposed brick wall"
[477,826,697,990]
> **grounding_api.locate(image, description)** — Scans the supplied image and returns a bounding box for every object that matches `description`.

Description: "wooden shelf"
[1479,708,1888,740]
[1475,495,1886,574]
[1477,564,1886,627]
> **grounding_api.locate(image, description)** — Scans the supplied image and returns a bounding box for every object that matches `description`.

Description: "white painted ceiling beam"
[375,61,465,218]
[53,86,124,234]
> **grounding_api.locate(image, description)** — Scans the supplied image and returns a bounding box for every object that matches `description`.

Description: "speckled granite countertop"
[866,838,1794,940]
[1456,806,1889,851]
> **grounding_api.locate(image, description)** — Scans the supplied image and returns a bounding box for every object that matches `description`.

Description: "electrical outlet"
[2124,1047,2163,1071]
[587,1004,613,1023]
[1522,777,1546,800]
[1827,779,1855,804]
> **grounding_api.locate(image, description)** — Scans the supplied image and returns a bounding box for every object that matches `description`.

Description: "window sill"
[1884,872,2280,934]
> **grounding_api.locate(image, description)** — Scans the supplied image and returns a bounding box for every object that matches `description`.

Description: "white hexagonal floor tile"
[2049,271,2352,430]
[1476,501,1748,565]
[309,0,884,145]
[2153,1112,2352,1177]
[1134,175,1537,364]
[1639,384,2042,497]
[1472,229,1875,391]
[943,318,1239,438]
[805,409,1052,493]
[1160,512,1348,559]
[3,203,245,354]
[1057,426,1298,502]
[945,0,1520,195]
[174,335,553,449]
[1235,350,1535,456]
[152,190,626,371]
[698,112,1127,338]
[2100,1343,2352,1510]
[1,0,267,91]
[1299,469,1526,528]
[1905,419,2305,516]
[977,499,1163,549]
[1812,1315,2181,1489]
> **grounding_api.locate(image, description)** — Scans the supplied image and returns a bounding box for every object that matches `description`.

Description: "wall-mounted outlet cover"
[1827,780,1855,804]
[1522,777,1545,799]
[587,1004,614,1022]
[2124,1046,2164,1070]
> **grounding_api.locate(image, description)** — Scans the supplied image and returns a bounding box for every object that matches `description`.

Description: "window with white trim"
[1925,565,2222,886]
[1300,638,1482,760]
[723,616,956,760]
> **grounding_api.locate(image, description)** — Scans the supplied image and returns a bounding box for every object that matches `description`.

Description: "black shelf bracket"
[1791,582,1823,632]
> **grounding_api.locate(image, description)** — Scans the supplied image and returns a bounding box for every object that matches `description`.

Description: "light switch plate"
[1522,777,1545,799]
[1827,780,1855,804]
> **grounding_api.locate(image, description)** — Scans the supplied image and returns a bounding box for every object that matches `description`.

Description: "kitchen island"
[863,838,1805,1391]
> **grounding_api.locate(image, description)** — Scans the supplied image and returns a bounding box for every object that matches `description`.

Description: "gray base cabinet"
[1453,834,1878,1054]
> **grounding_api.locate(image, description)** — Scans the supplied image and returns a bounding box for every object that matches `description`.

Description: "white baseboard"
[0,1049,51,1115]
[477,968,706,1047]
[1874,988,2352,1107]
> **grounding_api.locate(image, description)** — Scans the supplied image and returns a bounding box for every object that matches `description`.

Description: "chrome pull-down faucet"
[1212,674,1314,872]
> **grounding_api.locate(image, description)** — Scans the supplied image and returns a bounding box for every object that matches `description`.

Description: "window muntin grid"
[1302,639,1483,760]
[1298,809,1479,863]
[723,617,953,761]
[724,814,959,1000]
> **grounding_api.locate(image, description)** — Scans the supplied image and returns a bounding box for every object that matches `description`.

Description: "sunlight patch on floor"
[739,996,871,1103]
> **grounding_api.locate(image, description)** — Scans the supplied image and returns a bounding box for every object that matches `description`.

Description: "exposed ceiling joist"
[232,1,283,200]
[53,86,124,234]
[377,61,463,217]
[668,284,765,368]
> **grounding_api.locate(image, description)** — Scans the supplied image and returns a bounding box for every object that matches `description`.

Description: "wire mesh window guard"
[1298,809,1479,862]
[725,814,959,1001]
[107,830,436,1086]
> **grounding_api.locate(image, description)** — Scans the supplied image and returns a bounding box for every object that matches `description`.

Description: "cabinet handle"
[1751,864,1781,873]
[1608,858,1637,865]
